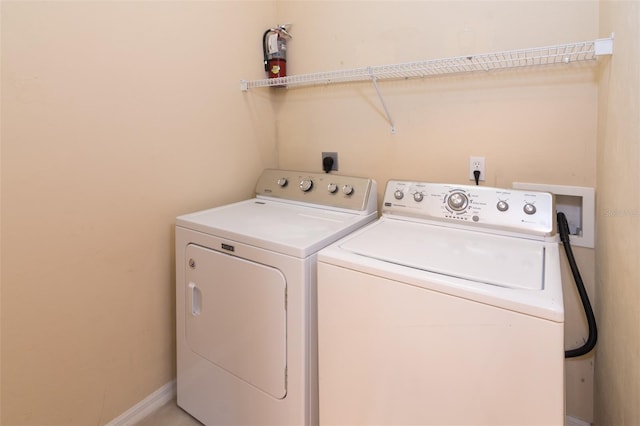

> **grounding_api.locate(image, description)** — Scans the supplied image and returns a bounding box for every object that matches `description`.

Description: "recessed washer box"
[513,182,595,249]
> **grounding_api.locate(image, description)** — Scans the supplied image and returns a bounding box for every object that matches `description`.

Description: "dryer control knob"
[523,203,537,215]
[497,200,509,212]
[413,192,424,202]
[299,179,313,192]
[342,184,354,196]
[394,190,404,200]
[277,178,288,187]
[327,183,338,193]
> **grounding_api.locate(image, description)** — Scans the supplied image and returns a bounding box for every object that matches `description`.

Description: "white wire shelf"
[241,35,613,133]
[241,36,613,91]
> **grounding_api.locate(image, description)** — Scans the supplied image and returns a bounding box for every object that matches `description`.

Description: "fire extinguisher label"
[267,33,279,54]
[271,65,281,74]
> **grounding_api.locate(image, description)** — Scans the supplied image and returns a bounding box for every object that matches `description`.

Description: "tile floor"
[135,399,203,426]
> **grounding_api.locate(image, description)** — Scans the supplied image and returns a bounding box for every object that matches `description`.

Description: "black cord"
[558,212,598,358]
[473,170,481,185]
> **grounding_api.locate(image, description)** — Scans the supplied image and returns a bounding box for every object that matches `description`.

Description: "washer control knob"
[394,190,404,200]
[496,200,509,212]
[523,203,537,215]
[327,183,338,193]
[447,192,468,211]
[299,179,313,192]
[342,184,354,196]
[277,177,288,187]
[413,192,424,202]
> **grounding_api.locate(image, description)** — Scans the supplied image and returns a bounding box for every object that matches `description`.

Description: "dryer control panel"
[255,169,377,213]
[383,181,555,237]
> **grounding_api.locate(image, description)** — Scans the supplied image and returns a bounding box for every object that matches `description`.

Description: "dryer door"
[184,244,287,399]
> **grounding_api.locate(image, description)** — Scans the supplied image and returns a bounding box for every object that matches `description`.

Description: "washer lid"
[339,219,545,290]
[177,199,376,258]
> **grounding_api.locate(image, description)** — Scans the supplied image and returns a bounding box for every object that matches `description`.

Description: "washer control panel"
[383,180,555,236]
[255,169,377,212]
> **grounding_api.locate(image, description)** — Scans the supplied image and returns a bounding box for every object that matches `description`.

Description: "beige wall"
[270,0,599,422]
[0,2,277,425]
[274,0,599,188]
[3,1,637,425]
[595,2,640,425]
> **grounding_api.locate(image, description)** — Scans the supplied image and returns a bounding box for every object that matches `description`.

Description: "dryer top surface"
[177,198,377,258]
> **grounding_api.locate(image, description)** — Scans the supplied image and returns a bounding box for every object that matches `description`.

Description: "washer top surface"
[339,218,544,290]
[318,180,564,322]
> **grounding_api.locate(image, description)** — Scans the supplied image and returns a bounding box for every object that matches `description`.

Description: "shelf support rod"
[368,67,397,134]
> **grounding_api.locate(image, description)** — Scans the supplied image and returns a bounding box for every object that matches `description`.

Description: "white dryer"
[317,180,565,426]
[175,169,377,426]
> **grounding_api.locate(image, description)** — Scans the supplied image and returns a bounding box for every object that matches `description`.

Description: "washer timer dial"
[447,191,469,211]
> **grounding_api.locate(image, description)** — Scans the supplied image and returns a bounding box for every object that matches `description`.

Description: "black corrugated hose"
[558,211,598,358]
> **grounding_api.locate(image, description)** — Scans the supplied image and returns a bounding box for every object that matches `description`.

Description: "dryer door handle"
[188,282,202,316]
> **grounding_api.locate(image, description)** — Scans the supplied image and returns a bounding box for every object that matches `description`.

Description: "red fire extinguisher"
[263,24,292,80]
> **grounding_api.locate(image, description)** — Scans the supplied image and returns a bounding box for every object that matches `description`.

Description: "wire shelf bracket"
[240,34,614,133]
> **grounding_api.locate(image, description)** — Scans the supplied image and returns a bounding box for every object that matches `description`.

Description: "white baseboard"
[106,380,176,426]
[567,415,592,426]
[105,383,587,426]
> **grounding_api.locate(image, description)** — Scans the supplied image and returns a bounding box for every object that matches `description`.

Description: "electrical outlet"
[322,152,338,172]
[469,156,485,181]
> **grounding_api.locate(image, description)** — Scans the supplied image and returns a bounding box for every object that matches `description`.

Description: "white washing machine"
[317,180,565,426]
[175,169,377,426]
